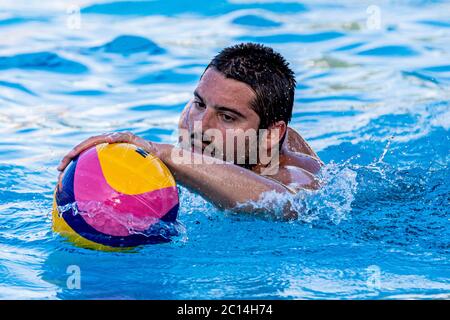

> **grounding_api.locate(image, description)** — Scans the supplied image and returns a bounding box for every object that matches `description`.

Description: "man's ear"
[257,121,286,172]
[266,121,287,150]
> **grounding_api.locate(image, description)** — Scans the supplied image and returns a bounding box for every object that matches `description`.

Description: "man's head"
[184,42,296,166]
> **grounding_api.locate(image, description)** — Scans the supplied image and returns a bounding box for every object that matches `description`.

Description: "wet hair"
[205,42,296,130]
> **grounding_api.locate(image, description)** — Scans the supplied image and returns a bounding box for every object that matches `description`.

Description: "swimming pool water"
[0,0,449,299]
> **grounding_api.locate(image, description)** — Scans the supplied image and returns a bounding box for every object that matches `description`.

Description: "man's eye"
[193,100,206,109]
[220,114,235,123]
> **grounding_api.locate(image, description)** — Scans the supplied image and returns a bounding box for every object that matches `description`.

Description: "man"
[57,43,322,220]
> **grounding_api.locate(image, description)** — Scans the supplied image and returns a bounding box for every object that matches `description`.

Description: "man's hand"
[57,132,158,172]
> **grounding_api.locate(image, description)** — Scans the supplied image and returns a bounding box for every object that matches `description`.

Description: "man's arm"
[57,133,316,220]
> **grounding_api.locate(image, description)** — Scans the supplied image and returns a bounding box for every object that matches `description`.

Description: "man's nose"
[199,107,215,131]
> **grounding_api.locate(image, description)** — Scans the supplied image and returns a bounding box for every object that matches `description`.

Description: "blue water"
[0,0,449,299]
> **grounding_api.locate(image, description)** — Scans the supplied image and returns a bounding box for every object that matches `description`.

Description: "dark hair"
[205,42,296,130]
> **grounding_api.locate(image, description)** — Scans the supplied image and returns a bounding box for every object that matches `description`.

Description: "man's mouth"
[190,139,208,152]
[190,139,220,158]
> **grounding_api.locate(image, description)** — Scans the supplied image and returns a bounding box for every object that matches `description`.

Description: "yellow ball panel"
[96,143,176,195]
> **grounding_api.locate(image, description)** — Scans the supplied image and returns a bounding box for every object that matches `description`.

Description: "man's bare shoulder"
[280,127,323,175]
[266,165,320,193]
[281,150,323,175]
[284,127,320,159]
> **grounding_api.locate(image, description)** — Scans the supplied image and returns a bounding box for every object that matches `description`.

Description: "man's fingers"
[57,172,64,192]
[57,132,139,172]
[57,134,110,171]
[57,155,72,172]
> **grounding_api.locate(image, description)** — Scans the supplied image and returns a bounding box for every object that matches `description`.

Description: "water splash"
[233,162,358,224]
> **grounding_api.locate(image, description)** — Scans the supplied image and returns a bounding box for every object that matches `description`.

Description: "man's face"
[183,67,261,164]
